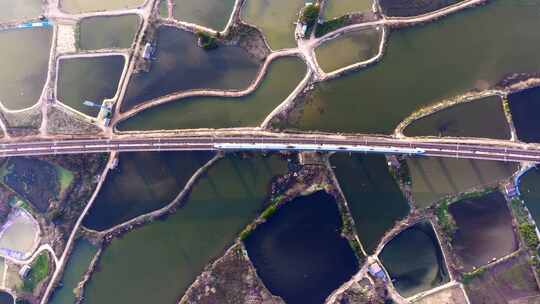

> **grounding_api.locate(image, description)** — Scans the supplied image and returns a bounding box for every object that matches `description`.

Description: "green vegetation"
[519,223,539,249]
[435,200,457,241]
[196,31,218,50]
[301,3,320,37]
[510,198,529,224]
[462,267,486,285]
[315,15,348,37]
[301,3,320,24]
[22,253,50,292]
[55,165,74,195]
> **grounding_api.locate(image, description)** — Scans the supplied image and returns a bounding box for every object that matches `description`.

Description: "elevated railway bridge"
[1,133,540,163]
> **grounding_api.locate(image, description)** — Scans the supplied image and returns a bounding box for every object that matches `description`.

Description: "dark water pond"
[508,86,540,143]
[449,192,517,271]
[120,26,261,111]
[83,151,214,231]
[57,55,125,117]
[331,154,410,253]
[379,221,449,298]
[0,292,13,304]
[404,95,510,139]
[277,0,540,134]
[118,56,306,130]
[518,166,540,225]
[83,154,287,304]
[244,191,359,304]
[50,239,97,304]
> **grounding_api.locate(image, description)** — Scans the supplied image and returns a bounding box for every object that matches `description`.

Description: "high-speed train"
[213,143,426,154]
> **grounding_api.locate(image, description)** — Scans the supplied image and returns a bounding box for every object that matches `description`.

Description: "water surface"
[60,0,143,13]
[278,0,540,134]
[79,15,140,50]
[244,191,358,304]
[316,27,382,73]
[0,0,41,22]
[50,240,97,304]
[404,95,510,139]
[508,86,540,143]
[324,0,372,19]
[517,167,540,225]
[121,26,260,111]
[83,151,214,231]
[449,192,517,271]
[118,56,306,130]
[0,292,13,304]
[242,0,305,50]
[331,154,409,253]
[57,56,125,117]
[379,221,448,298]
[172,0,235,30]
[379,0,459,17]
[83,154,287,304]
[407,157,517,208]
[0,28,52,110]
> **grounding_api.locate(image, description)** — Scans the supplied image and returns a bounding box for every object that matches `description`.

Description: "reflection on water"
[83,154,287,304]
[172,0,235,30]
[49,240,97,304]
[449,192,517,271]
[83,151,214,231]
[279,0,540,134]
[404,95,510,139]
[57,56,125,117]
[244,191,359,304]
[379,221,448,298]
[331,154,409,253]
[118,56,306,130]
[407,157,517,208]
[121,26,261,111]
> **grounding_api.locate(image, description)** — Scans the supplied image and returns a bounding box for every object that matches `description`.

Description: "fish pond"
[241,0,305,50]
[517,166,540,225]
[244,191,359,304]
[508,86,540,143]
[331,154,410,253]
[120,26,261,111]
[404,95,510,139]
[57,55,125,117]
[407,157,518,208]
[379,0,460,17]
[49,239,98,304]
[79,15,140,50]
[83,154,287,304]
[315,26,382,73]
[60,0,143,13]
[0,0,41,22]
[0,27,52,110]
[0,292,13,304]
[323,0,372,20]
[83,151,214,231]
[118,56,306,130]
[277,0,540,134]
[379,221,449,298]
[172,0,236,31]
[449,191,517,271]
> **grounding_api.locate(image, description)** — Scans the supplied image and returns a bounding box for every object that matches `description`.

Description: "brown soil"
[179,243,284,304]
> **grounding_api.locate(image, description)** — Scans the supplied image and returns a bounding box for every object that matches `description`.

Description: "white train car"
[214,143,425,155]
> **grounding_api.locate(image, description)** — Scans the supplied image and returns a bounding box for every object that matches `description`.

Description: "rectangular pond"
[79,15,140,50]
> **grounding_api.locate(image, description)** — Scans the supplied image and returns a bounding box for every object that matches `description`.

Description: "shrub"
[196,31,218,50]
[315,16,348,37]
[301,4,320,25]
[519,223,540,249]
